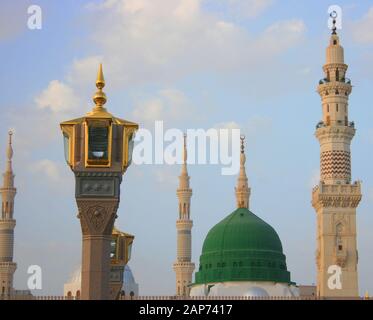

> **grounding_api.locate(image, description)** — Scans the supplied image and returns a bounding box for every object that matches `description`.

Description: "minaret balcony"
[315,120,354,129]
[319,77,351,85]
[317,81,352,96]
[312,181,362,210]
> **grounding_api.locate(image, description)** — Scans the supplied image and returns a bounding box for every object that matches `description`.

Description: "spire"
[235,135,250,209]
[330,11,337,35]
[92,63,107,111]
[325,12,344,65]
[6,130,13,173]
[2,130,15,192]
[178,133,190,190]
[181,133,188,176]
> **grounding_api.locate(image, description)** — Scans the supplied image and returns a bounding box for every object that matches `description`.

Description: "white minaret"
[235,135,251,209]
[312,18,361,297]
[173,134,195,297]
[0,131,17,298]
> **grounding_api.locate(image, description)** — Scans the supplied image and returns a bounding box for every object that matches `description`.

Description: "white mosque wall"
[190,281,300,297]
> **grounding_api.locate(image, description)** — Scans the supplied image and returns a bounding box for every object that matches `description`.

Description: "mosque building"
[188,136,299,297]
[0,18,367,300]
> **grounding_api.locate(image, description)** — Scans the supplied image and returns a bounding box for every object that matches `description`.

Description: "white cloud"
[35,80,80,113]
[214,121,241,130]
[212,0,274,19]
[29,159,63,182]
[153,167,178,185]
[131,89,196,127]
[351,7,373,44]
[78,0,305,86]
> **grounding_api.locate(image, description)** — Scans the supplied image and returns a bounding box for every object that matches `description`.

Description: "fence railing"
[1,295,370,301]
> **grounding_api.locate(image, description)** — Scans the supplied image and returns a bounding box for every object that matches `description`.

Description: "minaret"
[235,135,251,209]
[173,134,195,297]
[0,131,17,298]
[312,17,361,297]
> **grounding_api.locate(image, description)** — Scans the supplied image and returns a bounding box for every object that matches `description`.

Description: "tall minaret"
[0,131,17,298]
[173,134,195,297]
[312,17,361,297]
[235,135,251,209]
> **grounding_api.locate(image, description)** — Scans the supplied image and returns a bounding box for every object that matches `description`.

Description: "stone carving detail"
[77,200,119,235]
[87,206,107,230]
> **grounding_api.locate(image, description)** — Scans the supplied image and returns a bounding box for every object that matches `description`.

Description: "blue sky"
[1,0,373,296]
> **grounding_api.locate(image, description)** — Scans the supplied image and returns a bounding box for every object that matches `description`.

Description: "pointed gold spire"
[235,135,250,209]
[92,63,107,111]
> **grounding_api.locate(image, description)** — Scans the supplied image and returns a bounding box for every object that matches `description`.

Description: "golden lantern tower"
[60,64,138,300]
[109,227,134,299]
[312,17,361,297]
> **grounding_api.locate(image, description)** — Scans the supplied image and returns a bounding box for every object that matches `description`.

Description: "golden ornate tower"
[173,134,195,297]
[0,131,17,298]
[60,64,138,300]
[312,19,361,297]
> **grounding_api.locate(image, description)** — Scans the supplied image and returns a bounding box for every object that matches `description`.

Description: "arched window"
[336,104,339,112]
[76,290,80,299]
[336,69,340,81]
[327,104,330,112]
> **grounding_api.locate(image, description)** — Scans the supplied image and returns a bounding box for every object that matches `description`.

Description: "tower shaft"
[0,132,17,298]
[312,30,361,298]
[173,135,194,297]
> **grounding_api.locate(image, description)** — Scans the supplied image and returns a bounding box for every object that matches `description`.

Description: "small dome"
[195,208,291,284]
[124,265,135,284]
[244,287,269,297]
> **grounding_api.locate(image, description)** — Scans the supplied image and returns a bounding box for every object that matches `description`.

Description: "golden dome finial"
[92,63,107,109]
[96,63,105,89]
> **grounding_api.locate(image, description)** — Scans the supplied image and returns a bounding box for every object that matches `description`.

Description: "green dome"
[194,208,291,284]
